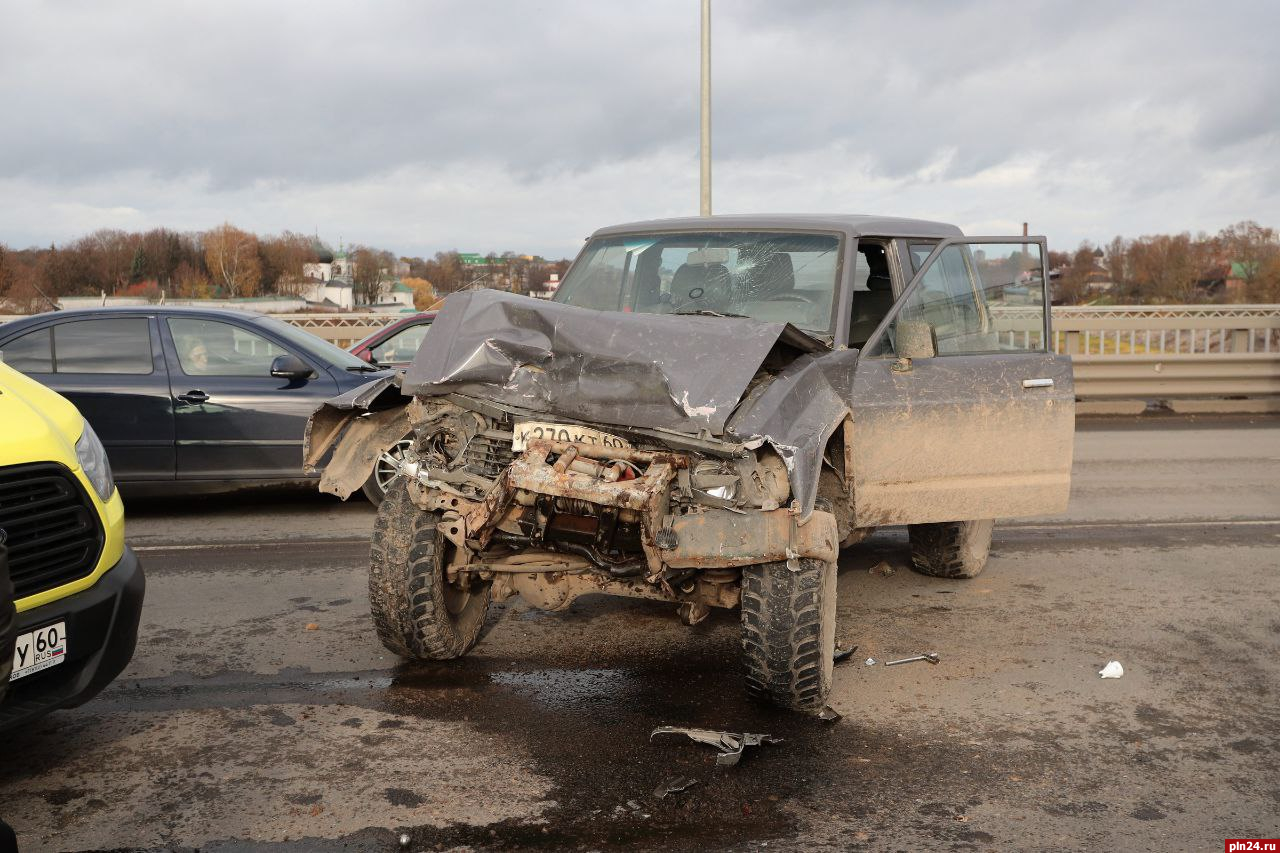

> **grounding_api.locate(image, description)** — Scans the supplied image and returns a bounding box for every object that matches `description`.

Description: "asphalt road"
[3,415,1279,852]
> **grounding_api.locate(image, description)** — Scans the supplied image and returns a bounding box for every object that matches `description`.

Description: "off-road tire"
[368,481,491,659]
[907,519,994,579]
[0,545,14,704]
[740,557,837,712]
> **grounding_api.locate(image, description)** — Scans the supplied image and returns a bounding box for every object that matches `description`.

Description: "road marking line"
[131,519,1280,552]
[134,539,368,552]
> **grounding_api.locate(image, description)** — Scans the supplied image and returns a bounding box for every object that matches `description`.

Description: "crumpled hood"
[402,289,823,436]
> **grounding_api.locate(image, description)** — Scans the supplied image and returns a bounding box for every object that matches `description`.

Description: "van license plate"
[10,622,67,682]
[512,422,630,452]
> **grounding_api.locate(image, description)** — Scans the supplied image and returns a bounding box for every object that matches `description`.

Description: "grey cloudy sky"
[2,0,1277,259]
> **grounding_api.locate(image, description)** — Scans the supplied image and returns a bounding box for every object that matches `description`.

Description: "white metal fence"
[3,305,1279,403]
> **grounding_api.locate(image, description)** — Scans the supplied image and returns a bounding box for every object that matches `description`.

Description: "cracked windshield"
[553,231,841,334]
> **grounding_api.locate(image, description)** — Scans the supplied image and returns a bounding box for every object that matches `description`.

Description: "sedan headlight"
[75,419,115,502]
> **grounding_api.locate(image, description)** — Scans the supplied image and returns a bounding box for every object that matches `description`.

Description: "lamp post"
[700,0,712,216]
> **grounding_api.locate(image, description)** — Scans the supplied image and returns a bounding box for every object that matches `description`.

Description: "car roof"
[589,213,965,241]
[1,305,283,324]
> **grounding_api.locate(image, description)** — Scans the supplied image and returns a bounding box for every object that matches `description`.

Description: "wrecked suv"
[306,215,1074,711]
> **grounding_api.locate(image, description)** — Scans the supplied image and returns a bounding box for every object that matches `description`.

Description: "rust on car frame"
[400,435,838,612]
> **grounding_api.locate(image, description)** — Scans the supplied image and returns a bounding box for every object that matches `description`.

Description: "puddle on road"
[365,639,1023,852]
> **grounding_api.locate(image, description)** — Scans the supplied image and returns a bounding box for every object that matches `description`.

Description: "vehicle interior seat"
[669,262,732,310]
[850,245,895,348]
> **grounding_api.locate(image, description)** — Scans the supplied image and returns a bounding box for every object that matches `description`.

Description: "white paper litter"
[1099,661,1124,679]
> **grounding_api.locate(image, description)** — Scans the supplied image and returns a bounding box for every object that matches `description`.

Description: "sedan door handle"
[177,390,210,404]
[1021,378,1054,389]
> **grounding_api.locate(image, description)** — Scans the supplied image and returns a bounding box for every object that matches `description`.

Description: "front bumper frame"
[1,546,145,732]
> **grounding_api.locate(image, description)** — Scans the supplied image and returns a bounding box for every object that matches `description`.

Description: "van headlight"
[75,419,115,502]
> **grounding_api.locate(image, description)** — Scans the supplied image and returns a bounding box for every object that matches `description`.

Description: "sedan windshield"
[553,231,842,333]
[256,315,377,370]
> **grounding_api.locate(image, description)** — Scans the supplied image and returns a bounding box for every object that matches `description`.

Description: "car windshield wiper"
[671,309,750,319]
[345,364,383,372]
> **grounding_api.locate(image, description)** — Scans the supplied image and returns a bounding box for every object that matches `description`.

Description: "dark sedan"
[349,311,435,369]
[0,307,394,495]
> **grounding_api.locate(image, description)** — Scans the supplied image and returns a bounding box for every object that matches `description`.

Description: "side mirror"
[270,354,314,380]
[895,320,936,360]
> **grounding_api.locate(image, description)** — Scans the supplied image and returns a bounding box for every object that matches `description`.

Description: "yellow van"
[0,361,144,730]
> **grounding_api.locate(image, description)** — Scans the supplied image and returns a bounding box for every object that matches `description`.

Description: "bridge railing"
[3,305,1279,405]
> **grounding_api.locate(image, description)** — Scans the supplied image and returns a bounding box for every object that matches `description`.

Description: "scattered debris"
[626,800,642,811]
[1099,661,1124,679]
[868,561,895,577]
[652,776,700,799]
[833,644,859,664]
[817,706,842,723]
[304,622,319,631]
[864,657,877,666]
[884,652,940,667]
[651,726,782,766]
[398,832,411,848]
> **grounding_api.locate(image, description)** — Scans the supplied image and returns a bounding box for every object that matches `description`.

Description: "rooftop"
[591,213,966,241]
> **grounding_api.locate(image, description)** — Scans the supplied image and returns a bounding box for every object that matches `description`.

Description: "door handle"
[1021,378,1054,389]
[177,390,210,404]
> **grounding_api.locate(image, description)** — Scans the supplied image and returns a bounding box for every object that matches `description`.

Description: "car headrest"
[866,274,893,292]
[671,262,730,298]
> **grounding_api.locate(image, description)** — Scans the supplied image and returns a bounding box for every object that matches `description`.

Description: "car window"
[555,231,842,335]
[168,318,290,377]
[868,242,1047,357]
[371,323,430,364]
[52,318,154,374]
[0,327,53,373]
[256,316,372,371]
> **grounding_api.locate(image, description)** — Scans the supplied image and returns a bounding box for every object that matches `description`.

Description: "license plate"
[10,621,67,682]
[512,421,631,452]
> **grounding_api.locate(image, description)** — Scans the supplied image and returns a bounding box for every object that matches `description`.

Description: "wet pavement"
[2,418,1278,851]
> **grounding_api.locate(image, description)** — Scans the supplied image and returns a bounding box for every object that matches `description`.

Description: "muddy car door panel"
[849,236,1074,525]
[849,351,1074,526]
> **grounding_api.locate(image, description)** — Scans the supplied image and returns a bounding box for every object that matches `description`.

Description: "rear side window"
[0,319,153,374]
[55,318,154,374]
[0,327,53,373]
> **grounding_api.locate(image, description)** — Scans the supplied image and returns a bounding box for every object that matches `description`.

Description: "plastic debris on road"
[817,706,842,722]
[834,644,858,664]
[652,776,700,799]
[1099,661,1124,678]
[651,726,782,767]
[864,657,876,666]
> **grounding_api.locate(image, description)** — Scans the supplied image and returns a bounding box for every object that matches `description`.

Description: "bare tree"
[351,246,394,305]
[1218,220,1280,301]
[204,224,262,297]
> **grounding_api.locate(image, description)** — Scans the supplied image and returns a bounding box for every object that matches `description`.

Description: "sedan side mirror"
[270,354,315,380]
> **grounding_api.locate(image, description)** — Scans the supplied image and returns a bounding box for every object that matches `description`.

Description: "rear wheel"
[361,433,415,507]
[907,519,994,579]
[368,481,491,659]
[740,557,837,712]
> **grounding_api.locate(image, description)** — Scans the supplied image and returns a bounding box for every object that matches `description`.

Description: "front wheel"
[361,433,415,507]
[740,557,837,712]
[368,481,491,659]
[907,519,994,579]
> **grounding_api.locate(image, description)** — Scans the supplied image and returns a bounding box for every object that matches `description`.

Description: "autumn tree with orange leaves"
[203,224,262,297]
